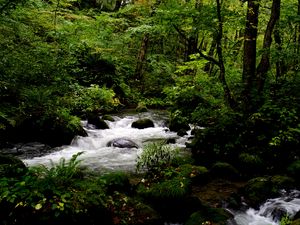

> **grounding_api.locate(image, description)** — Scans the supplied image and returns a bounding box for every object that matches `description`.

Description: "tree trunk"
[204,36,217,73]
[274,26,286,79]
[242,0,260,110]
[256,0,281,94]
[134,33,149,92]
[216,0,235,108]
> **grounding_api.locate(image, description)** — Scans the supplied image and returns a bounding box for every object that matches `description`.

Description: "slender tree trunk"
[298,0,300,53]
[274,26,286,79]
[242,0,260,110]
[204,36,217,73]
[216,0,235,108]
[134,33,149,92]
[256,0,281,93]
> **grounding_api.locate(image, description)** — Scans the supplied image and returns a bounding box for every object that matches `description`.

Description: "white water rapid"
[22,111,190,171]
[228,190,300,225]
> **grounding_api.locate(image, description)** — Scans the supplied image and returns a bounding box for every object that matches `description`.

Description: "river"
[21,110,190,171]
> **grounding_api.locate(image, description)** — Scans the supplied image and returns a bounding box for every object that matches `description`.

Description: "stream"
[2,110,300,225]
[20,110,190,171]
[227,190,300,225]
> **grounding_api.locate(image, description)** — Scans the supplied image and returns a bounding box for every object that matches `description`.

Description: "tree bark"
[134,33,149,92]
[216,0,235,108]
[242,0,260,110]
[274,26,286,79]
[256,0,281,93]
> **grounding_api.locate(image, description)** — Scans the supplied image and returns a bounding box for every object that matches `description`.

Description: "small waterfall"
[21,111,190,171]
[228,190,300,225]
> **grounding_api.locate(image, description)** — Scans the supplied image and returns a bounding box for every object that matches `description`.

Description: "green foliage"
[67,84,119,115]
[137,175,190,200]
[100,172,131,194]
[136,141,179,174]
[0,153,111,225]
[280,215,292,225]
[33,152,85,186]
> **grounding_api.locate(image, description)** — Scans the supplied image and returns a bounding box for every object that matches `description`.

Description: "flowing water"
[227,190,300,225]
[21,110,190,171]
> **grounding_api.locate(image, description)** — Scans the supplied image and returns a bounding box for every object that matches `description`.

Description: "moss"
[137,176,191,200]
[210,162,240,180]
[238,153,264,176]
[87,113,109,129]
[102,115,115,122]
[131,118,154,129]
[271,175,295,190]
[291,219,300,225]
[0,154,27,177]
[242,177,274,207]
[185,207,233,225]
[287,160,300,179]
[177,164,209,184]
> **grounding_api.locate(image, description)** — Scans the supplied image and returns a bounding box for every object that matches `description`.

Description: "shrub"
[136,141,179,175]
[0,153,112,225]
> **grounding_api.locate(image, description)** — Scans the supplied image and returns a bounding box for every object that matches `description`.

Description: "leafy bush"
[67,84,119,115]
[0,153,112,225]
[136,141,179,174]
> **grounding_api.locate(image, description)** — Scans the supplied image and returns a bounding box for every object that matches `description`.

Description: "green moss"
[137,176,191,200]
[0,154,27,177]
[238,153,264,176]
[287,160,300,179]
[131,118,154,129]
[102,115,115,122]
[185,207,233,225]
[291,219,300,225]
[177,164,209,184]
[210,162,240,180]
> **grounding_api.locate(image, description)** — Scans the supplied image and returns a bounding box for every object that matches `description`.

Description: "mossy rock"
[177,164,209,184]
[136,103,148,113]
[287,160,300,179]
[291,219,300,225]
[102,115,115,122]
[0,154,27,177]
[87,113,109,129]
[134,202,162,225]
[238,153,265,176]
[242,175,295,208]
[210,162,240,180]
[131,118,154,129]
[138,176,191,200]
[294,210,300,220]
[271,175,295,190]
[185,207,233,225]
[168,119,190,132]
[242,177,274,208]
[177,129,188,137]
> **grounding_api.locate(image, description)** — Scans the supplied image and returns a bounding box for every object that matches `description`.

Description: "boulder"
[87,113,109,129]
[107,138,138,148]
[0,154,27,177]
[102,115,115,122]
[287,160,300,179]
[185,207,233,225]
[131,118,154,129]
[210,162,240,180]
[168,119,190,132]
[292,219,300,225]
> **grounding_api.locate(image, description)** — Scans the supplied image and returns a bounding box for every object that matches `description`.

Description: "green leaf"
[35,203,42,210]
